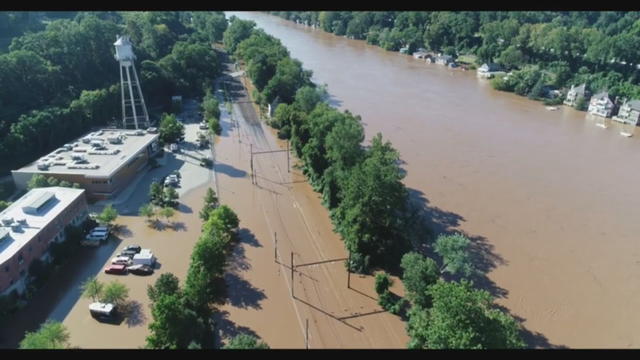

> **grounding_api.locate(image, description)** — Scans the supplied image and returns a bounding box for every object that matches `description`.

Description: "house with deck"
[564,83,589,107]
[612,99,640,125]
[477,63,503,78]
[588,91,617,118]
[434,55,454,66]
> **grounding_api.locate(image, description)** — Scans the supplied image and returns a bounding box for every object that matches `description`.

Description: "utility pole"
[250,143,254,184]
[274,232,278,263]
[287,139,290,173]
[305,318,309,349]
[291,251,294,298]
[347,251,351,289]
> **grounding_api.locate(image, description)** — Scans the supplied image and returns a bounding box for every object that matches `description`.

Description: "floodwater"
[227,12,640,348]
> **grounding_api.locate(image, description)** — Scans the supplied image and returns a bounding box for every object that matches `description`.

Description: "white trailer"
[132,249,156,266]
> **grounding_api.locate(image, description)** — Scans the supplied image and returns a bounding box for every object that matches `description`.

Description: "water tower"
[114,35,149,129]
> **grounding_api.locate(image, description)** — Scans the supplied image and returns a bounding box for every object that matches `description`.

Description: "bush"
[346,252,369,274]
[543,97,564,106]
[375,272,392,295]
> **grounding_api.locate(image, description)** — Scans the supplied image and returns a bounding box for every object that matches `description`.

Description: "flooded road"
[227,12,640,348]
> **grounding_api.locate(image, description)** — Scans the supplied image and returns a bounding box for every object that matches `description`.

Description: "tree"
[575,95,588,111]
[224,334,270,349]
[434,233,475,278]
[139,203,157,224]
[146,294,205,349]
[159,113,185,144]
[207,116,221,136]
[19,320,70,349]
[101,280,129,306]
[27,174,50,189]
[223,17,256,54]
[163,186,179,208]
[81,276,104,302]
[407,280,525,349]
[96,204,118,227]
[208,205,239,234]
[147,272,181,304]
[400,252,440,308]
[160,206,175,225]
[374,272,392,295]
[149,182,164,207]
[0,200,10,212]
[199,187,219,221]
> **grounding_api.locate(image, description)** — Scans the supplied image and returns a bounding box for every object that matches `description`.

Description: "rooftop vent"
[1,217,14,226]
[10,222,21,232]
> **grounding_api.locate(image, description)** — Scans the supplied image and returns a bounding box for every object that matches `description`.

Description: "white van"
[89,302,116,320]
[132,249,156,266]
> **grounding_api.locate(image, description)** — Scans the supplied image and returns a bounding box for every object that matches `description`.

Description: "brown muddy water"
[227,12,640,348]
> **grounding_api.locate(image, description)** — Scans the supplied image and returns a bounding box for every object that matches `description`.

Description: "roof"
[0,187,85,265]
[13,128,159,179]
[89,302,114,313]
[625,99,640,111]
[592,91,611,100]
[480,63,501,71]
[22,191,55,214]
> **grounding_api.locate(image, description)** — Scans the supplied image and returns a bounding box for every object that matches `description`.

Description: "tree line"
[225,16,526,348]
[272,11,640,105]
[0,11,227,175]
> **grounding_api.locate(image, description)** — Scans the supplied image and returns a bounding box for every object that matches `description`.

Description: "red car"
[104,264,128,275]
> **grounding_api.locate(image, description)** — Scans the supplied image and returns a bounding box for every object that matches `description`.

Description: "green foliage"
[0,181,15,200]
[101,280,129,306]
[199,188,219,222]
[0,200,10,212]
[434,233,475,278]
[407,280,525,349]
[575,96,588,111]
[207,117,221,136]
[159,206,175,223]
[224,334,270,349]
[159,113,185,145]
[96,204,118,226]
[27,174,50,190]
[400,252,440,308]
[374,272,392,295]
[223,17,256,54]
[163,186,179,208]
[149,182,164,207]
[146,294,205,349]
[19,320,70,349]
[81,276,104,303]
[147,273,181,304]
[139,203,156,224]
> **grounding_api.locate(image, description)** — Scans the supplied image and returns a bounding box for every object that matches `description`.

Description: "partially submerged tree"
[199,187,219,221]
[81,276,104,302]
[434,233,475,278]
[148,273,181,304]
[19,320,70,349]
[101,280,129,306]
[223,334,270,349]
[400,252,440,308]
[96,204,118,227]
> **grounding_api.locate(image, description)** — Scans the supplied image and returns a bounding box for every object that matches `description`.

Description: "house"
[612,99,640,126]
[413,51,428,59]
[476,63,503,78]
[435,55,454,66]
[588,91,617,118]
[564,83,589,107]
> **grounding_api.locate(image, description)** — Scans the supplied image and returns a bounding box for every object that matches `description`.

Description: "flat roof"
[0,187,85,265]
[13,128,159,179]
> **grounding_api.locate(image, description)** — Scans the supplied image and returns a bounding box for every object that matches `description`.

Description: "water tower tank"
[114,35,135,62]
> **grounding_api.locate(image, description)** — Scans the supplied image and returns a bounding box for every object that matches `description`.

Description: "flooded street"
[227,12,640,348]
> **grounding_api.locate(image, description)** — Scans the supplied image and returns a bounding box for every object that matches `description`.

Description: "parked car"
[122,245,142,253]
[128,264,154,276]
[169,143,179,153]
[199,122,208,130]
[171,170,181,179]
[104,264,128,275]
[164,175,179,187]
[89,302,117,321]
[111,256,133,266]
[118,250,137,258]
[86,231,108,242]
[91,226,110,234]
[81,238,101,247]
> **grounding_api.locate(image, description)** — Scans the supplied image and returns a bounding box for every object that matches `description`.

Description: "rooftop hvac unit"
[10,222,22,232]
[73,147,88,153]
[71,154,86,161]
[135,130,144,136]
[96,130,104,136]
[63,144,74,150]
[82,137,92,144]
[1,217,14,226]
[17,218,27,225]
[108,136,123,144]
[37,162,50,170]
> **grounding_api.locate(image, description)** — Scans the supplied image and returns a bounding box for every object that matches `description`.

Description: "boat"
[620,131,633,137]
[545,106,558,111]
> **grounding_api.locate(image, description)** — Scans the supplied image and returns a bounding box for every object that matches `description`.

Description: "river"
[227,11,640,348]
